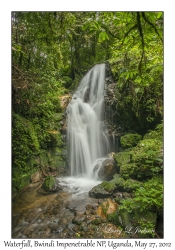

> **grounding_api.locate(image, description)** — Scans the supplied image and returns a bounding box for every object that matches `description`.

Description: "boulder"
[89,183,113,198]
[97,198,118,219]
[98,158,117,181]
[89,174,141,199]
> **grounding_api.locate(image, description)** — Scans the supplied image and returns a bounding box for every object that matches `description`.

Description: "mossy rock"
[42,176,62,193]
[91,218,102,225]
[120,133,142,149]
[89,183,113,198]
[89,174,141,198]
[111,174,141,193]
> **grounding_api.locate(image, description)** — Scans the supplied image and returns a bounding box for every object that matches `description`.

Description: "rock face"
[59,94,71,109]
[104,62,122,152]
[98,158,117,181]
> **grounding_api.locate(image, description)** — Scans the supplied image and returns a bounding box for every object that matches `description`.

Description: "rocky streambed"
[12,181,124,239]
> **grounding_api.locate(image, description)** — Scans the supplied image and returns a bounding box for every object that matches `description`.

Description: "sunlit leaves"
[98,31,109,42]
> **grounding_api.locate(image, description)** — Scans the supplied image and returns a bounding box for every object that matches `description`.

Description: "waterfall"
[67,64,110,179]
[58,64,110,198]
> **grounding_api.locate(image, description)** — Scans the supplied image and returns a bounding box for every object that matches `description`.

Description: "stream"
[12,180,123,239]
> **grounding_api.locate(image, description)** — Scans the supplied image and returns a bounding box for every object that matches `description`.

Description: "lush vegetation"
[12,12,163,237]
[92,123,163,237]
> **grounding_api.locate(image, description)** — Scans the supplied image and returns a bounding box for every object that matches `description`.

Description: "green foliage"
[119,177,163,212]
[143,122,163,140]
[12,78,66,192]
[107,211,118,224]
[118,137,163,180]
[114,151,131,167]
[12,112,39,166]
[120,133,142,149]
[116,177,162,238]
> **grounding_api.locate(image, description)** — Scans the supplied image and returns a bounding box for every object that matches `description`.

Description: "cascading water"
[67,63,110,177]
[58,64,110,198]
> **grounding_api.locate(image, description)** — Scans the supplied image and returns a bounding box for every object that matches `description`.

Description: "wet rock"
[86,215,96,225]
[53,218,60,223]
[59,94,71,109]
[72,225,79,232]
[67,223,75,230]
[82,226,89,232]
[89,183,113,198]
[97,198,118,220]
[113,192,123,203]
[74,210,85,216]
[31,171,41,183]
[93,231,104,238]
[85,209,96,216]
[68,231,74,237]
[85,204,93,210]
[98,158,117,181]
[60,218,68,224]
[55,225,66,233]
[91,218,102,225]
[83,86,90,102]
[72,214,86,225]
[45,228,51,236]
